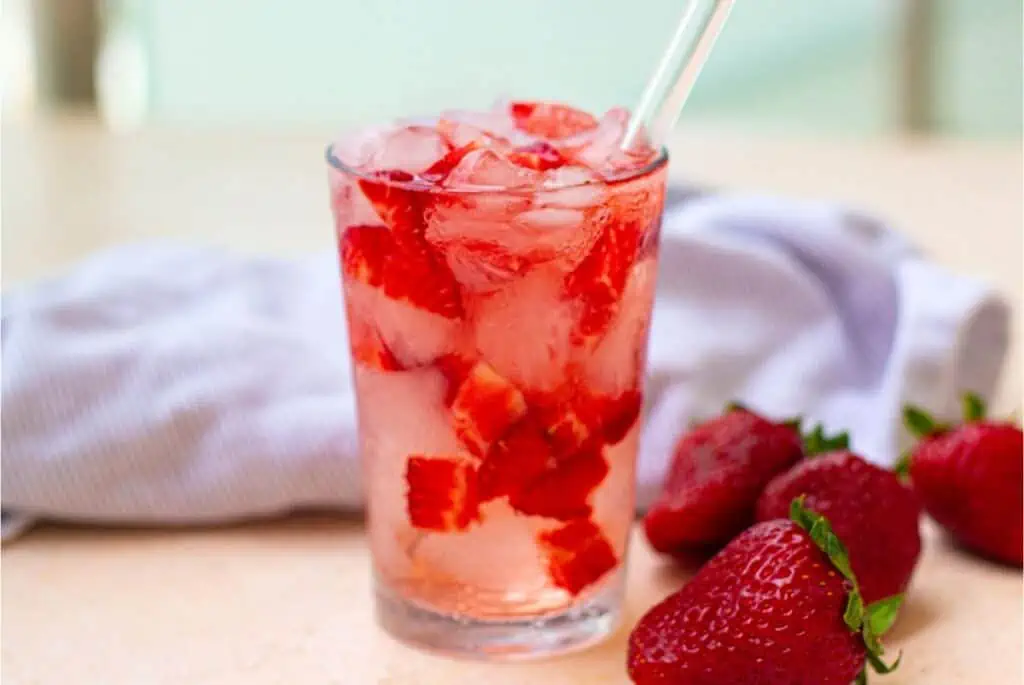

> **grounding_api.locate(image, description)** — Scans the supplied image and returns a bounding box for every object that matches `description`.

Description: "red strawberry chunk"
[451,362,528,457]
[508,141,568,171]
[436,352,477,406]
[340,224,463,319]
[405,456,480,532]
[509,101,599,140]
[565,218,640,341]
[340,223,390,287]
[598,390,643,445]
[510,442,609,520]
[478,417,555,501]
[358,169,426,241]
[538,519,618,595]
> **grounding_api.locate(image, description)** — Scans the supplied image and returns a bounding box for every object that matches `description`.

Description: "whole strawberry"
[643,404,802,554]
[755,426,922,603]
[629,499,902,685]
[902,392,1023,566]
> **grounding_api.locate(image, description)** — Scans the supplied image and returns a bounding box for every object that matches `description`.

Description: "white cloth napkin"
[1,192,1010,540]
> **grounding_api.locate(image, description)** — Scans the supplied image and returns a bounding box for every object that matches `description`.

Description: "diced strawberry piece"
[530,389,597,458]
[381,238,464,319]
[508,141,568,171]
[565,217,641,341]
[510,443,609,520]
[358,170,426,240]
[339,223,391,287]
[599,390,643,445]
[451,362,528,457]
[405,456,480,532]
[478,417,555,501]
[436,352,477,406]
[509,101,598,140]
[537,518,618,595]
[340,225,463,319]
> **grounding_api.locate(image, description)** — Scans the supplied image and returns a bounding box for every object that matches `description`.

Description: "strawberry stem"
[789,497,903,678]
[802,423,850,457]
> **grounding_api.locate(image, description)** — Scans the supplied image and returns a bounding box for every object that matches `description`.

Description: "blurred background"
[4,0,1022,138]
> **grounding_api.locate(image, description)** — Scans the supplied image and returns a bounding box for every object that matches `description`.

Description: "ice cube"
[345,279,462,368]
[443,148,541,189]
[563,109,657,178]
[471,266,576,393]
[437,108,523,150]
[580,258,658,397]
[366,125,452,174]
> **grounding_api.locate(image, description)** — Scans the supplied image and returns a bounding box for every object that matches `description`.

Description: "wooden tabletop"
[2,116,1022,684]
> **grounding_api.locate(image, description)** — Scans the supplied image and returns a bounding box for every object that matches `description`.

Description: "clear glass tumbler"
[326,106,668,659]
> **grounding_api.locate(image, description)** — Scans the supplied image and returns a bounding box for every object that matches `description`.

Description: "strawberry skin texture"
[643,408,803,553]
[910,422,1023,565]
[756,450,922,603]
[628,519,864,685]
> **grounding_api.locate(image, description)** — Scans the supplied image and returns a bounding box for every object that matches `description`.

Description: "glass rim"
[325,143,669,196]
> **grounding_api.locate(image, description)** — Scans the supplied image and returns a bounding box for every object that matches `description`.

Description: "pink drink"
[326,102,667,658]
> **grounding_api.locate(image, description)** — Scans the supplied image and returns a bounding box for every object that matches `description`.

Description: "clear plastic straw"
[622,0,736,150]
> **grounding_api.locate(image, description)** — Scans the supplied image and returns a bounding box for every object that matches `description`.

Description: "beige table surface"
[2,117,1022,684]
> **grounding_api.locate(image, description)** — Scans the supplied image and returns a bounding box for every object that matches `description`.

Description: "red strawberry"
[358,170,427,240]
[509,101,599,140]
[340,224,463,319]
[643,405,803,554]
[629,500,903,685]
[537,518,617,596]
[755,427,922,603]
[508,141,568,171]
[510,442,609,520]
[405,456,480,532]
[565,217,641,342]
[901,393,1023,565]
[450,361,528,457]
[478,417,555,501]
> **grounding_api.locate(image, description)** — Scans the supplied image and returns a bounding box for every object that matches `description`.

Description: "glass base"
[374,582,622,661]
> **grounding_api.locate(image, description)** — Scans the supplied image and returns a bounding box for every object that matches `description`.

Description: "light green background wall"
[126,0,1021,137]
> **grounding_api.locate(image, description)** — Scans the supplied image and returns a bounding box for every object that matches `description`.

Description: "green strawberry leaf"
[865,596,903,637]
[854,667,868,685]
[724,400,748,414]
[790,499,905,679]
[789,497,855,583]
[866,649,903,675]
[802,423,851,457]
[962,392,986,422]
[903,405,938,438]
[844,590,865,632]
[892,452,911,479]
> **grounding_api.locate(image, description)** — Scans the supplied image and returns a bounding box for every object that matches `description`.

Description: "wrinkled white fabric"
[1,193,1010,539]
